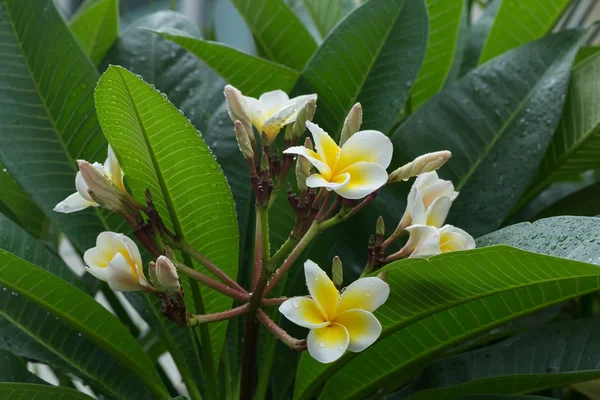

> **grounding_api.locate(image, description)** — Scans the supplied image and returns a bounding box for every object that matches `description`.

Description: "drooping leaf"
[297,0,428,135]
[229,0,317,70]
[390,29,585,237]
[70,0,119,65]
[0,349,47,384]
[458,0,500,77]
[294,246,600,399]
[0,384,94,400]
[150,27,300,96]
[0,250,167,399]
[0,164,48,239]
[409,317,600,400]
[411,0,466,109]
[533,182,600,219]
[521,51,600,204]
[302,0,344,38]
[95,65,239,373]
[0,0,124,253]
[478,0,571,64]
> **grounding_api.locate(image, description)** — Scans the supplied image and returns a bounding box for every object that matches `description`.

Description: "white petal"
[282,94,317,124]
[244,96,264,129]
[83,247,107,269]
[104,145,124,190]
[116,234,143,271]
[306,121,340,168]
[284,146,331,176]
[259,90,289,111]
[86,266,108,282]
[96,231,118,255]
[306,173,349,191]
[75,171,94,202]
[53,192,96,213]
[337,129,393,171]
[106,252,146,292]
[424,196,452,228]
[279,297,329,329]
[334,162,388,200]
[304,260,339,321]
[337,277,390,314]
[406,186,427,225]
[334,309,382,352]
[405,225,442,258]
[307,323,349,364]
[439,225,476,252]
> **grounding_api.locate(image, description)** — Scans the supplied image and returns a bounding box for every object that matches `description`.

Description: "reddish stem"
[257,310,307,351]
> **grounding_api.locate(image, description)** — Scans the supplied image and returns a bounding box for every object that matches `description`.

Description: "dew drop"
[318,342,326,348]
[292,300,299,308]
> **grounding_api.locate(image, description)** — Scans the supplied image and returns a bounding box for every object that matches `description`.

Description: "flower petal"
[259,90,289,111]
[306,121,340,168]
[104,145,124,190]
[284,146,331,176]
[307,323,349,364]
[304,260,339,321]
[75,171,94,202]
[106,252,145,291]
[334,309,382,352]
[306,173,350,191]
[334,161,388,200]
[117,234,143,272]
[83,247,108,269]
[425,196,452,228]
[336,277,390,314]
[405,224,441,258]
[243,96,263,129]
[86,265,108,282]
[279,297,329,329]
[337,129,393,171]
[53,192,96,213]
[439,225,475,252]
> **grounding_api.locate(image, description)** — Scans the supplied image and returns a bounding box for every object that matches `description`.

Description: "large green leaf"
[458,0,500,77]
[95,65,239,374]
[532,182,600,219]
[302,0,343,38]
[70,0,119,65]
[230,0,317,70]
[297,0,428,135]
[0,0,124,252]
[0,349,46,384]
[409,317,600,400]
[521,51,600,204]
[0,164,48,239]
[411,0,466,109]
[150,27,299,96]
[0,250,167,399]
[293,246,600,399]
[478,0,571,64]
[0,384,94,400]
[390,29,584,237]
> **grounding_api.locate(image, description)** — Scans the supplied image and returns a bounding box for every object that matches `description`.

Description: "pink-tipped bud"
[149,256,182,294]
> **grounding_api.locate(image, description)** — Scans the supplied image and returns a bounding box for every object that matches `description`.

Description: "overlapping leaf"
[302,0,344,38]
[70,0,119,65]
[0,384,94,400]
[0,349,46,384]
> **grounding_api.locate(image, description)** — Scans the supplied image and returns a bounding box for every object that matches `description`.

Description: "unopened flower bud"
[332,256,343,289]
[388,151,452,183]
[304,136,314,151]
[78,160,126,212]
[339,103,362,146]
[377,270,387,282]
[149,256,182,294]
[376,216,385,237]
[295,152,311,193]
[224,85,253,142]
[234,121,254,160]
[292,98,317,141]
[260,151,270,174]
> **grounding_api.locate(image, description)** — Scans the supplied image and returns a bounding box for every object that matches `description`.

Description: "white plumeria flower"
[149,255,182,294]
[84,232,152,292]
[54,146,125,213]
[279,260,390,364]
[403,224,475,258]
[224,84,317,143]
[399,171,458,229]
[284,121,393,200]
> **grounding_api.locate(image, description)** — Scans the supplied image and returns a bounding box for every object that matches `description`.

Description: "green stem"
[259,206,270,264]
[266,237,298,271]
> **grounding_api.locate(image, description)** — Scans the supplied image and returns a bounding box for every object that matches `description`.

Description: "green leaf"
[0,164,48,239]
[0,250,167,399]
[297,0,429,135]
[0,383,94,400]
[95,65,239,374]
[533,182,600,219]
[409,317,600,400]
[390,29,585,237]
[457,0,500,77]
[0,349,47,384]
[70,0,119,65]
[0,0,124,253]
[478,0,571,64]
[462,396,558,400]
[230,0,317,70]
[574,45,600,66]
[302,0,344,38]
[411,0,466,109]
[150,27,300,96]
[521,51,600,204]
[293,246,600,399]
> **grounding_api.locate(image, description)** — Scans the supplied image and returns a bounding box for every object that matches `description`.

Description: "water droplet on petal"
[318,342,326,348]
[292,300,299,308]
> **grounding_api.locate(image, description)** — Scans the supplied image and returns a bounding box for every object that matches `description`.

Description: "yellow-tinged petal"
[404,224,441,258]
[307,323,349,364]
[306,173,349,191]
[106,252,149,292]
[425,196,452,228]
[334,309,382,352]
[334,161,388,200]
[104,145,124,190]
[336,277,390,314]
[439,225,475,253]
[284,146,331,177]
[336,129,393,172]
[304,260,339,321]
[306,121,340,169]
[279,297,330,329]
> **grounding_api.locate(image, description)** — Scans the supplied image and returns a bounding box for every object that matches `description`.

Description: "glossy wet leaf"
[151,27,300,95]
[0,0,125,253]
[533,182,600,219]
[230,0,317,70]
[411,0,466,109]
[478,0,571,64]
[0,384,94,400]
[70,0,119,65]
[294,246,600,399]
[0,349,46,384]
[458,0,500,77]
[390,29,585,237]
[297,0,428,135]
[409,317,600,400]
